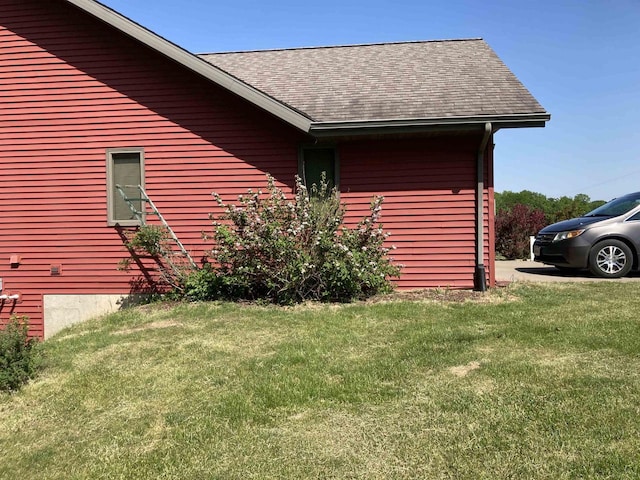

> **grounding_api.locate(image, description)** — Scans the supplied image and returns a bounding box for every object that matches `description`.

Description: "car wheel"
[588,240,633,278]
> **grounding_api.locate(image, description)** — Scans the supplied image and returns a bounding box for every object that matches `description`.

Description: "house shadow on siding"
[2,0,306,191]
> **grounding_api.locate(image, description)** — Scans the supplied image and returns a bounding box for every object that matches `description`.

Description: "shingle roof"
[62,0,548,131]
[200,39,548,124]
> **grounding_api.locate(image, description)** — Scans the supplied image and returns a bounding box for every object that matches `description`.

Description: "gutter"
[474,122,493,292]
[309,113,549,137]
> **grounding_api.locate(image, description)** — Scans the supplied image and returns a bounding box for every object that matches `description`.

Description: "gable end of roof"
[61,0,313,131]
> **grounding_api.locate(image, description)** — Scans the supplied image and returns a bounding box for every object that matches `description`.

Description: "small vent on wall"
[50,265,62,276]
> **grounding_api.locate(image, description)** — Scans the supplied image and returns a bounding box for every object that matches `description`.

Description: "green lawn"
[1,283,640,479]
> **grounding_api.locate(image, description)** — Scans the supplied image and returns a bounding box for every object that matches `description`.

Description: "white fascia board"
[62,0,313,132]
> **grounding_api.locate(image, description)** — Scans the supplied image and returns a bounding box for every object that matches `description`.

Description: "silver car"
[533,192,640,278]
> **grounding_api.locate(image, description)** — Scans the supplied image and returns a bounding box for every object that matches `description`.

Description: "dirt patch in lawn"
[368,286,515,304]
[449,361,482,377]
[115,320,183,335]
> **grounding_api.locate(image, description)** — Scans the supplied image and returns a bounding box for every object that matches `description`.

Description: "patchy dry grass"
[1,283,640,479]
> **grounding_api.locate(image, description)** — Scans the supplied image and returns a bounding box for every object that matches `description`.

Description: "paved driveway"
[495,260,640,283]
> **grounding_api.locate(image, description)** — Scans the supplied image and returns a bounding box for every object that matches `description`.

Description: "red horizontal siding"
[0,0,496,337]
[0,0,304,335]
[339,136,494,290]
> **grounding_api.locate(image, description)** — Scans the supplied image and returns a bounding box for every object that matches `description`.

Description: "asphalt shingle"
[200,39,547,123]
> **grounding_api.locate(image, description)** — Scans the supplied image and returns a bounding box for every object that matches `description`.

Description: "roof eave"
[309,113,551,137]
[62,0,313,132]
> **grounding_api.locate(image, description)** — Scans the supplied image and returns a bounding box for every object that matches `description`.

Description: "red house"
[0,0,549,338]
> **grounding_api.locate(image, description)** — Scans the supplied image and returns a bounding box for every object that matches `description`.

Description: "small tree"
[0,316,41,392]
[118,225,192,294]
[495,204,547,259]
[495,190,606,224]
[196,174,400,304]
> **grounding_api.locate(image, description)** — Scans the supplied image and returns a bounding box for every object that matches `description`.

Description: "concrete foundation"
[43,294,141,339]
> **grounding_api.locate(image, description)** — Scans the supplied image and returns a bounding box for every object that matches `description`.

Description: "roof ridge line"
[198,38,485,56]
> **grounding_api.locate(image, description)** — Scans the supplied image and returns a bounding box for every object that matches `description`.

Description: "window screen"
[107,150,144,226]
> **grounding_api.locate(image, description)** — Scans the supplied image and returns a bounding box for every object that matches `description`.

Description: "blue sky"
[101,0,640,202]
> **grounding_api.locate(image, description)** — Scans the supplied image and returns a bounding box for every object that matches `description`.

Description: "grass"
[1,283,640,479]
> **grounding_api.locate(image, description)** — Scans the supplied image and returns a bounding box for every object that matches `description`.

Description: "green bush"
[184,263,218,301]
[203,174,401,304]
[119,225,191,294]
[0,316,41,392]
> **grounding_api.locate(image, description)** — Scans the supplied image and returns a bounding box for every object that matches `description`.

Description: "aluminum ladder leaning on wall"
[115,184,197,268]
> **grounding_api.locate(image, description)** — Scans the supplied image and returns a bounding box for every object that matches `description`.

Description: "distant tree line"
[495,190,606,259]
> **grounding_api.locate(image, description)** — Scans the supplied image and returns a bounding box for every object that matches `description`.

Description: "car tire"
[588,240,633,278]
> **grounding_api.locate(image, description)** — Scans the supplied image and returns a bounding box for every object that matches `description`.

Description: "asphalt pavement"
[495,260,640,283]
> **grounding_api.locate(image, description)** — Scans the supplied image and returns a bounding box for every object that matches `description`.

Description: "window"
[626,211,640,222]
[106,148,144,226]
[299,147,338,194]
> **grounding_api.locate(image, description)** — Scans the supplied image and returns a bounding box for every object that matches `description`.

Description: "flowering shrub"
[195,174,400,304]
[495,203,547,259]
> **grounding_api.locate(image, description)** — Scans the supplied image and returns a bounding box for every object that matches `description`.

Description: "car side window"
[626,212,640,222]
